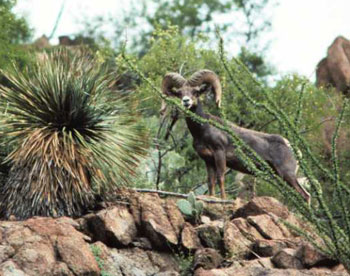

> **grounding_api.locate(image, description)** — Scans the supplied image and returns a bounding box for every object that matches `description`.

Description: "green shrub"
[0,48,148,218]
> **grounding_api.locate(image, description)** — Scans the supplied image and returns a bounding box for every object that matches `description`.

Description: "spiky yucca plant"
[0,49,148,218]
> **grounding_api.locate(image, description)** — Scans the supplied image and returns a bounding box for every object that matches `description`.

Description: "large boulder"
[231,217,264,241]
[164,199,185,236]
[86,205,137,247]
[223,221,252,258]
[194,248,223,270]
[252,239,290,257]
[0,260,27,276]
[91,241,179,276]
[138,193,179,249]
[181,222,202,250]
[234,196,290,219]
[272,248,304,269]
[296,243,337,268]
[316,36,350,94]
[0,217,100,276]
[247,214,287,240]
[12,241,56,275]
[196,222,223,250]
[200,196,246,220]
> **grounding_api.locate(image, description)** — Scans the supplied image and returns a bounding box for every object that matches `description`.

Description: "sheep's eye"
[169,88,179,95]
[193,89,201,96]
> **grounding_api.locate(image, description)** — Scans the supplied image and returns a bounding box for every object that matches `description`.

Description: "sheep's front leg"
[214,151,227,199]
[205,161,216,196]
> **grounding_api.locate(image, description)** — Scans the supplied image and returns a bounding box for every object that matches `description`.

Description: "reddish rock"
[128,190,142,226]
[87,205,137,247]
[194,248,223,270]
[199,196,241,220]
[195,266,349,275]
[241,257,274,268]
[247,214,286,240]
[232,217,264,241]
[155,272,180,276]
[181,222,202,250]
[131,237,153,250]
[89,241,122,276]
[235,196,290,219]
[24,216,78,238]
[200,216,211,224]
[0,260,26,276]
[268,213,294,238]
[253,239,289,257]
[0,217,102,275]
[103,247,179,275]
[146,249,180,272]
[196,223,223,250]
[164,199,185,236]
[0,245,15,263]
[296,243,337,268]
[12,241,56,275]
[332,264,347,273]
[75,213,95,237]
[272,248,304,269]
[4,225,40,250]
[139,193,178,248]
[51,262,74,276]
[56,236,100,275]
[223,221,251,258]
[194,267,216,276]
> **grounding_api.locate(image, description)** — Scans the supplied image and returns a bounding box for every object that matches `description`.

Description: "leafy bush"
[0,48,148,218]
[0,0,33,71]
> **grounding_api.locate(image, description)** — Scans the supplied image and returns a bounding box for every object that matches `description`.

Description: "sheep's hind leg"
[214,151,227,200]
[205,162,216,196]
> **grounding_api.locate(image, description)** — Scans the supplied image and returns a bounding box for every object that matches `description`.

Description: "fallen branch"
[133,188,236,204]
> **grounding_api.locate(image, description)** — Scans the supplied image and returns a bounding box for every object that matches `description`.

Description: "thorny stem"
[217,33,350,262]
[121,50,311,217]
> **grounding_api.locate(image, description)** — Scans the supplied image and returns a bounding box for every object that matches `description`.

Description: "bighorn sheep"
[161,69,310,202]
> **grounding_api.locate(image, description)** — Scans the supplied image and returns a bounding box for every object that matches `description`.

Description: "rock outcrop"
[316,36,350,94]
[0,192,347,276]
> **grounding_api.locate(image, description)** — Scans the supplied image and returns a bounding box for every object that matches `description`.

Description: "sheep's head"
[161,70,222,114]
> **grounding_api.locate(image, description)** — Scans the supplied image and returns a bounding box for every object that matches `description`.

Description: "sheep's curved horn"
[160,73,186,115]
[187,70,222,108]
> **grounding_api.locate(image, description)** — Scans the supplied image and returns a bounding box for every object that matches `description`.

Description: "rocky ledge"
[0,191,348,276]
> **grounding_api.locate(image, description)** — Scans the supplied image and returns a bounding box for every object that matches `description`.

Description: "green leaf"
[195,200,204,215]
[187,191,196,207]
[176,199,193,216]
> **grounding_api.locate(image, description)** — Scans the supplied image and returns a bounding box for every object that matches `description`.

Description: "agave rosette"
[0,49,148,218]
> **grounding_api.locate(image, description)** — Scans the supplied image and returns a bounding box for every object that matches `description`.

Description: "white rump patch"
[283,138,302,175]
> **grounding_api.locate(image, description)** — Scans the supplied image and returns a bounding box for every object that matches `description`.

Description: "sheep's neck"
[185,101,209,138]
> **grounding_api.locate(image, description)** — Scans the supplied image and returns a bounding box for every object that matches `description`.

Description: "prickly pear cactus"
[177,192,204,224]
[195,200,204,214]
[177,199,193,216]
[187,192,196,206]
